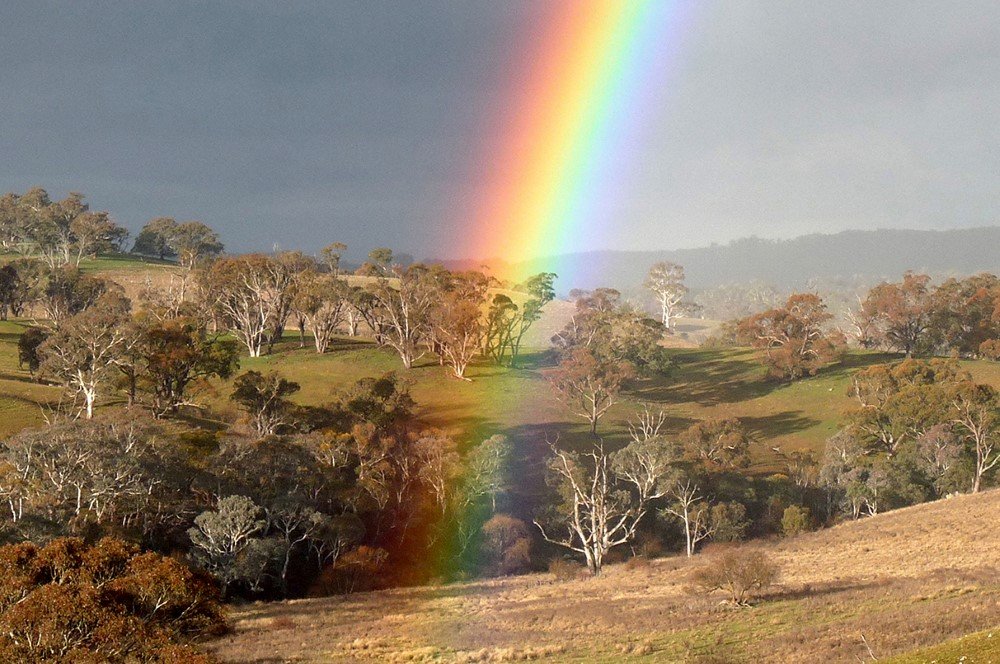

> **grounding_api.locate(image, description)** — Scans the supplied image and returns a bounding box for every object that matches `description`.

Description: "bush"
[691,549,780,606]
[481,514,532,576]
[547,557,582,582]
[781,505,812,537]
[710,502,750,542]
[0,537,225,662]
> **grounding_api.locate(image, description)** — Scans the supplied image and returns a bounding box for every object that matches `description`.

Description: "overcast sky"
[1,1,998,260]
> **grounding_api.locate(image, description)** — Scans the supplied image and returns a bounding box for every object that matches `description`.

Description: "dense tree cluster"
[0,537,225,661]
[820,358,1000,517]
[0,188,128,268]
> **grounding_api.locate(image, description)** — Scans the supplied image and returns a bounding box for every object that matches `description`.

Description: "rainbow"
[465,0,695,287]
[427,1,699,580]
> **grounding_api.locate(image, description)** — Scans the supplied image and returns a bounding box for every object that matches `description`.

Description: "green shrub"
[781,505,813,537]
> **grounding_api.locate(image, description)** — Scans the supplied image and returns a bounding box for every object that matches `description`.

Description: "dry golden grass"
[207,491,1000,663]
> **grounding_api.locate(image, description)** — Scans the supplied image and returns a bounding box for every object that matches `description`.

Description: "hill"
[206,490,1000,662]
[447,227,1000,293]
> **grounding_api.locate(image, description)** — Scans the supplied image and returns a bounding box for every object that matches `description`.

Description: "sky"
[1,1,998,261]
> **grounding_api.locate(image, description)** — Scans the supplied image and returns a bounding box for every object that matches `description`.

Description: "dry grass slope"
[208,490,1000,663]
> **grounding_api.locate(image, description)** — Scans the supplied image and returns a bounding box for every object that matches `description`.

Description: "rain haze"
[1,0,998,260]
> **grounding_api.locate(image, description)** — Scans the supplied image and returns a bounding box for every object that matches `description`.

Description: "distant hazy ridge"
[448,227,1000,291]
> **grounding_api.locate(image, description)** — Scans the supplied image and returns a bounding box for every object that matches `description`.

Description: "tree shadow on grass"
[741,411,819,440]
[632,349,778,406]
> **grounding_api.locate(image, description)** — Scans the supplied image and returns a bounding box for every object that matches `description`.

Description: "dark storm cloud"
[1,1,998,258]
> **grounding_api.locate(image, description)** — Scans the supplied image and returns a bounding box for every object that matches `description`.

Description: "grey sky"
[1,1,998,260]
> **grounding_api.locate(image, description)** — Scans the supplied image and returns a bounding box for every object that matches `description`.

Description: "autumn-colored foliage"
[0,537,225,662]
[737,292,845,380]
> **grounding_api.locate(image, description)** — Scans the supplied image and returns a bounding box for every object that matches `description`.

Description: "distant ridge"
[432,227,1000,291]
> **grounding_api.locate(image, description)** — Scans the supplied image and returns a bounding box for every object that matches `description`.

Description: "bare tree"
[662,479,715,556]
[627,404,667,444]
[951,384,1000,493]
[534,438,671,574]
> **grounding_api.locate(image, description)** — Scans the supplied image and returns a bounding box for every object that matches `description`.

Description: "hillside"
[450,227,1000,292]
[207,490,1000,663]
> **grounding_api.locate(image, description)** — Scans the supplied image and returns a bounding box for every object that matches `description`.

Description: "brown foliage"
[737,293,845,380]
[0,537,225,662]
[691,549,780,606]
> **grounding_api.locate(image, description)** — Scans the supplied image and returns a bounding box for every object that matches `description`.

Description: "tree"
[951,383,1000,493]
[132,217,179,260]
[460,434,512,513]
[549,346,634,435]
[552,287,670,375]
[483,273,556,367]
[661,479,714,556]
[69,210,128,263]
[0,265,20,320]
[38,291,134,418]
[0,417,179,527]
[645,261,688,331]
[431,270,489,379]
[534,438,672,575]
[481,514,532,576]
[35,267,108,329]
[17,326,46,376]
[320,242,348,275]
[295,272,350,353]
[737,292,845,380]
[781,505,812,536]
[187,495,267,596]
[366,264,439,369]
[6,190,127,268]
[357,247,393,276]
[172,220,223,269]
[204,254,295,357]
[230,370,301,436]
[847,358,965,458]
[139,317,240,415]
[680,418,752,470]
[857,272,935,356]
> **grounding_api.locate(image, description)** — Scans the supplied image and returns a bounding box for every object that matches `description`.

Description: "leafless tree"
[951,384,1000,493]
[662,479,714,556]
[535,438,672,574]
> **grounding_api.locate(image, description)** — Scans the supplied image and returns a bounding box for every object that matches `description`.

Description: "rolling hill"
[442,227,1000,293]
[207,489,1000,663]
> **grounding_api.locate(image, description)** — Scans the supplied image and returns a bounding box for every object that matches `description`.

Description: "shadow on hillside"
[632,349,776,406]
[761,579,882,603]
[742,411,818,439]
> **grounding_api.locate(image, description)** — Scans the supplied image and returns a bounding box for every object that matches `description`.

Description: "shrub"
[0,537,225,662]
[710,502,750,542]
[547,557,582,582]
[781,505,812,537]
[481,514,532,576]
[691,549,780,606]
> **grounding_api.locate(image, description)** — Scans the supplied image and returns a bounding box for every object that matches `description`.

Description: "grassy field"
[0,257,993,660]
[206,489,1000,663]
